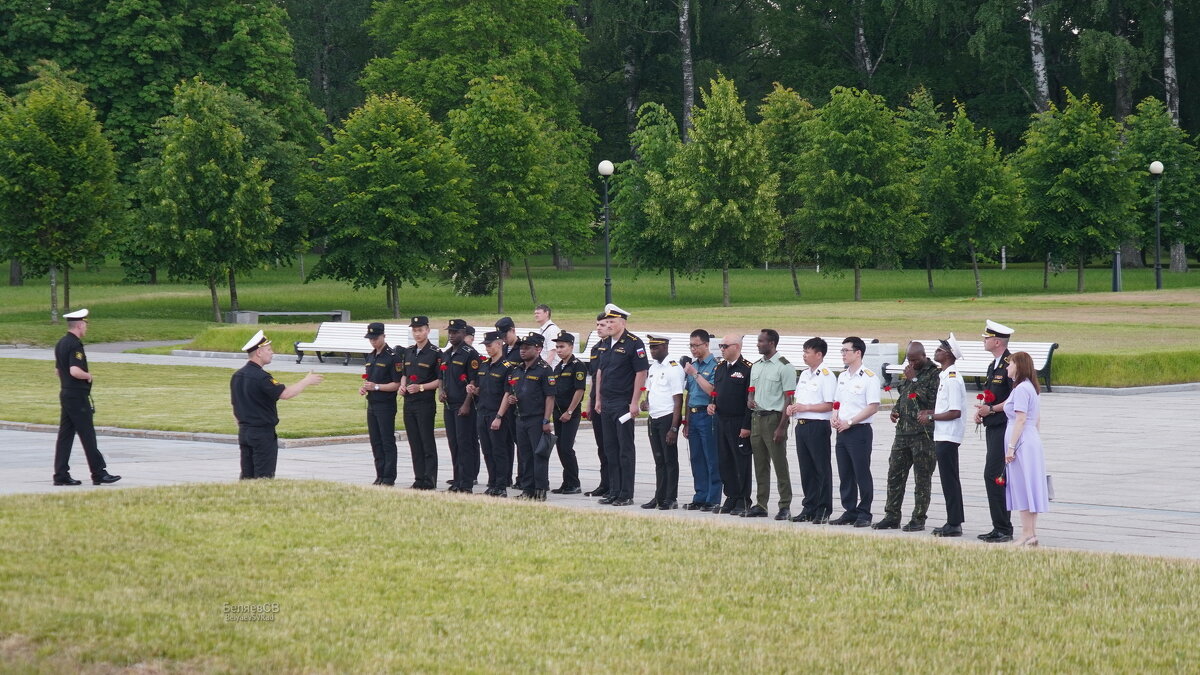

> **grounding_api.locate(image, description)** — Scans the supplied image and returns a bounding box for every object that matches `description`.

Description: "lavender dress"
[1004,380,1049,512]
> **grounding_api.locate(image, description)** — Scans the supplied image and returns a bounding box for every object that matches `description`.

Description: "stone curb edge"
[0,421,446,448]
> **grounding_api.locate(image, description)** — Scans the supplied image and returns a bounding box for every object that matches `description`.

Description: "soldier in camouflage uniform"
[874,341,940,531]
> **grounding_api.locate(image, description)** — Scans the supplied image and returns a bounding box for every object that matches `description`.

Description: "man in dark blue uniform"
[595,304,649,507]
[550,331,587,494]
[494,316,522,488]
[441,318,481,493]
[402,316,442,489]
[473,330,514,496]
[358,322,402,485]
[709,334,754,516]
[52,308,120,486]
[492,333,555,500]
[231,330,323,479]
[584,313,611,497]
[974,319,1015,543]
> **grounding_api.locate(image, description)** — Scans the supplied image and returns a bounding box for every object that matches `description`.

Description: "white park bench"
[883,339,1060,392]
[293,322,440,365]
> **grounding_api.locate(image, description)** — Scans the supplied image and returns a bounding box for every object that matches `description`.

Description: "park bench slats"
[883,339,1060,392]
[294,323,440,365]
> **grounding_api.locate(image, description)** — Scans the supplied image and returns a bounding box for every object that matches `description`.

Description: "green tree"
[1012,91,1138,292]
[759,83,816,297]
[611,102,694,299]
[448,76,555,312]
[305,94,474,318]
[0,62,121,322]
[281,0,376,135]
[668,75,781,306]
[1123,96,1200,272]
[924,103,1027,297]
[136,78,279,322]
[897,87,951,293]
[794,86,920,301]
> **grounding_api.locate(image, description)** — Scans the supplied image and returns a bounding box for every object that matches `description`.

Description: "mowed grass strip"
[0,481,1196,672]
[0,359,379,438]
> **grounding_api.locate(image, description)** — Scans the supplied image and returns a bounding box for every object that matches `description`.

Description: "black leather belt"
[752,409,782,417]
[795,419,830,425]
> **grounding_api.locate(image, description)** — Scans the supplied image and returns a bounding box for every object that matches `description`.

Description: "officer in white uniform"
[830,336,880,527]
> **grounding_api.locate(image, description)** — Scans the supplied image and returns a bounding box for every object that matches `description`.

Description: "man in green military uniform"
[747,329,797,520]
[875,341,940,531]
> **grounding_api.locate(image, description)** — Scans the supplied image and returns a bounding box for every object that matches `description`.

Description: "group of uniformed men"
[58,303,1021,541]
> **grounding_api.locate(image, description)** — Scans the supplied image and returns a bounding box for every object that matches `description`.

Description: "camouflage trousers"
[883,433,935,523]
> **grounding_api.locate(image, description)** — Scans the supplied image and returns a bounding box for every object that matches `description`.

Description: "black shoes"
[682,502,706,511]
[901,520,925,532]
[598,495,616,505]
[811,510,830,524]
[53,475,82,486]
[610,498,633,506]
[534,490,548,502]
[853,517,872,528]
[791,512,813,523]
[584,487,608,497]
[729,504,748,517]
[657,501,678,510]
[716,503,735,514]
[552,486,582,495]
[641,500,659,509]
[982,531,1014,543]
[932,524,963,537]
[92,473,121,485]
[744,506,769,518]
[372,479,382,486]
[872,518,901,530]
[828,513,856,526]
[773,509,791,521]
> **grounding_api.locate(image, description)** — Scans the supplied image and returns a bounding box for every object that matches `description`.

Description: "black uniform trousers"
[935,440,964,526]
[366,402,398,484]
[599,407,636,500]
[795,419,833,519]
[54,393,107,480]
[983,423,1013,535]
[444,402,478,490]
[648,415,679,505]
[590,410,609,494]
[834,424,873,519]
[238,424,278,479]
[476,411,502,489]
[553,412,582,489]
[404,397,438,488]
[514,415,550,491]
[715,415,752,509]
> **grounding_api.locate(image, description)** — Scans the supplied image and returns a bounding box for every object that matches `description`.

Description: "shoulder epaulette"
[668,360,678,366]
[820,368,831,376]
[863,368,875,377]
[777,356,790,365]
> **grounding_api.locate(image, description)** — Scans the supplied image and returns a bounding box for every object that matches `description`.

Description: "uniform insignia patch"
[576,371,585,380]
[525,375,540,380]
[470,359,479,369]
[270,379,279,385]
[731,372,745,379]
[636,348,646,358]
[395,363,402,371]
[669,361,677,366]
[863,368,875,377]
[75,351,83,360]
[548,376,557,386]
[820,368,831,375]
[949,372,957,378]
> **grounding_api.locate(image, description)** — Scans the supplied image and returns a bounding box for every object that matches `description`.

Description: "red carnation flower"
[832,401,841,410]
[984,390,996,403]
[994,475,1006,486]
[409,375,418,382]
[508,378,518,386]
[439,364,447,371]
[747,386,756,394]
[639,386,647,392]
[709,390,717,398]
[883,385,892,392]
[908,392,917,400]
[581,411,589,420]
[459,374,467,382]
[976,393,985,401]
[361,374,368,380]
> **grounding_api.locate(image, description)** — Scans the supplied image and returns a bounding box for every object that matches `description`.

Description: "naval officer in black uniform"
[230,330,323,479]
[594,303,649,507]
[52,308,120,486]
[358,322,403,485]
[974,319,1015,543]
[441,318,481,493]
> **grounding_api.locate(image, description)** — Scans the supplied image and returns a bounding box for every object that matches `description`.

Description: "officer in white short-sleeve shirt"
[919,333,968,537]
[786,337,838,523]
[830,336,880,527]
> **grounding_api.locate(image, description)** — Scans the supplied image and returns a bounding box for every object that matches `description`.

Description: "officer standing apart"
[709,334,754,516]
[641,334,685,510]
[359,322,403,486]
[830,337,880,527]
[401,316,442,490]
[787,337,837,524]
[920,334,967,537]
[471,331,513,497]
[974,320,1015,543]
[52,309,121,486]
[441,319,480,493]
[594,304,648,507]
[585,313,612,498]
[747,329,797,520]
[550,331,587,494]
[493,333,555,501]
[681,330,721,511]
[230,330,323,479]
[875,341,940,532]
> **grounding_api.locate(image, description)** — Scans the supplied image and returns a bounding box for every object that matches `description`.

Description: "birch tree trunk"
[49,265,59,324]
[1170,242,1188,272]
[1028,0,1051,112]
[853,265,862,301]
[624,44,640,142]
[669,268,677,300]
[9,259,21,286]
[678,0,695,140]
[209,280,222,323]
[1164,0,1180,126]
[969,243,983,298]
[1076,252,1086,293]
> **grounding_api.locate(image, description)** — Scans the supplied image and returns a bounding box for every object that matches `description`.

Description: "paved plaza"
[4,345,1200,561]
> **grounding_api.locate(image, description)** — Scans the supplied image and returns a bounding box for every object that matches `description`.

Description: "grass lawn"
[0,481,1196,671]
[0,359,377,438]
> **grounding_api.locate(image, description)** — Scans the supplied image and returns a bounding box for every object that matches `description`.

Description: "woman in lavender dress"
[1003,352,1048,546]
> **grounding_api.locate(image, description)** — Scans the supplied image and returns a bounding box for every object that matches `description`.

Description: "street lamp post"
[1149,160,1164,290]
[598,160,614,304]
